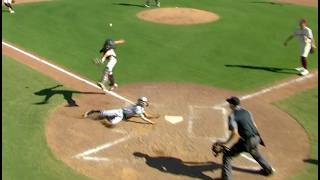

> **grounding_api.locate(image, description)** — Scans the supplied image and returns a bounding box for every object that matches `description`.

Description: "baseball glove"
[12,0,15,3]
[211,142,228,157]
[310,46,316,54]
[92,58,103,65]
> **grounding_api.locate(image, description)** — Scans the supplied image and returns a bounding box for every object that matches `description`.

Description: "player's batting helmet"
[99,38,115,53]
[137,96,149,107]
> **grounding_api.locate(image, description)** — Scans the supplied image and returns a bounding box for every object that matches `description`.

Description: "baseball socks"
[108,74,118,91]
[4,3,14,13]
[97,82,107,91]
[299,57,309,76]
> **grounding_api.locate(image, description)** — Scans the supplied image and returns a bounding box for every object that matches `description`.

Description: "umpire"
[218,96,274,180]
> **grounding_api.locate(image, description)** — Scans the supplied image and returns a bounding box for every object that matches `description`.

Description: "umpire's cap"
[226,96,240,106]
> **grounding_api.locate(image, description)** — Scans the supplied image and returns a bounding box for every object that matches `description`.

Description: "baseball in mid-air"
[109,23,113,27]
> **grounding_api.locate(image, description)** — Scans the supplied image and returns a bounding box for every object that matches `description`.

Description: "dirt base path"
[3,41,318,180]
[6,0,51,4]
[275,0,317,7]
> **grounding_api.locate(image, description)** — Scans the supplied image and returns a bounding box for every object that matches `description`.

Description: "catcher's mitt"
[310,46,316,54]
[211,142,228,157]
[92,58,103,65]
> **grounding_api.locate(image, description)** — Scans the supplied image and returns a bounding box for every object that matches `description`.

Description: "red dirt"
[3,42,318,179]
[275,0,317,7]
[137,8,219,25]
[12,0,51,4]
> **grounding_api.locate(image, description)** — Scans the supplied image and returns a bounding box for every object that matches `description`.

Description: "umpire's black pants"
[221,136,272,180]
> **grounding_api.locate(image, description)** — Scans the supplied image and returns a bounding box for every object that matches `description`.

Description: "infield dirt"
[2,0,317,178]
[3,40,318,180]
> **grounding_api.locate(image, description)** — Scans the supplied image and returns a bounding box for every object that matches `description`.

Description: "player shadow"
[250,1,285,5]
[303,158,318,165]
[124,119,150,124]
[225,64,299,74]
[33,85,104,107]
[133,152,264,179]
[133,152,217,179]
[113,3,145,8]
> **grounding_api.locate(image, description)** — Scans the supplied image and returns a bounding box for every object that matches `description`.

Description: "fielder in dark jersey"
[218,96,274,180]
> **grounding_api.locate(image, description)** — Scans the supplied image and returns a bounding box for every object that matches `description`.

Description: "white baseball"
[109,23,113,27]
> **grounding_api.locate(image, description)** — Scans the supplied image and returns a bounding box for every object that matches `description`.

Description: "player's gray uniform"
[101,105,145,124]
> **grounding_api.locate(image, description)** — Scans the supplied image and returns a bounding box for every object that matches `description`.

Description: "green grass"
[2,0,317,91]
[2,56,89,180]
[274,88,318,180]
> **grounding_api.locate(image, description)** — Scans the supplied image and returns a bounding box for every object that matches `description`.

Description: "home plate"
[164,115,184,124]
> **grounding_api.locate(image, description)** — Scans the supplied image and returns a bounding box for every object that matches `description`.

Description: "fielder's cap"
[226,96,240,106]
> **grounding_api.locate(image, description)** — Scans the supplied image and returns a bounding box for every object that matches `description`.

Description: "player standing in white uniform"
[84,97,159,126]
[284,19,317,76]
[97,38,125,91]
[3,0,15,14]
[144,0,160,7]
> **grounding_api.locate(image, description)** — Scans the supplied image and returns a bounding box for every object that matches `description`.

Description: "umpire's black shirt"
[228,106,259,140]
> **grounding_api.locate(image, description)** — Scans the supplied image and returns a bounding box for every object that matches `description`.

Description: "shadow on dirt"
[33,85,104,107]
[225,64,298,75]
[133,152,264,179]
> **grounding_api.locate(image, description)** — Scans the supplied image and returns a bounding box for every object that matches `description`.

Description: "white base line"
[240,73,315,101]
[82,156,110,162]
[214,72,316,108]
[211,73,316,166]
[188,105,194,136]
[4,41,316,167]
[240,154,259,165]
[74,135,131,159]
[2,41,134,104]
[213,106,229,139]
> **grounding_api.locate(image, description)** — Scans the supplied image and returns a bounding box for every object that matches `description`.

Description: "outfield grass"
[2,56,89,180]
[2,0,318,91]
[274,88,318,180]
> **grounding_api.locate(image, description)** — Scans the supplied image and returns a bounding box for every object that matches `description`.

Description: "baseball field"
[2,0,318,179]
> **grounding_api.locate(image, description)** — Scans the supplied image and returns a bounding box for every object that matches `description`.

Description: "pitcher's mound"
[137,7,220,25]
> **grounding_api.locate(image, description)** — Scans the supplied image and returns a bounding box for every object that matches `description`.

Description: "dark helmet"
[105,38,115,49]
[226,96,240,106]
[100,38,115,53]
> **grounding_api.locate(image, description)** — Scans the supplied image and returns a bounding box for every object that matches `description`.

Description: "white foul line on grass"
[2,41,135,162]
[2,41,134,104]
[4,40,316,167]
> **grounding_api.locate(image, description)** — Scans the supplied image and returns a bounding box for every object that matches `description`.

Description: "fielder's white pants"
[301,43,312,58]
[101,109,124,124]
[4,0,12,3]
[106,58,117,74]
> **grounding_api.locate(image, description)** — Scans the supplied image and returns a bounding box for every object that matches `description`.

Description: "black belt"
[107,55,117,60]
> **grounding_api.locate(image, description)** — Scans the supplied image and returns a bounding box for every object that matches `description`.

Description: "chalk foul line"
[3,40,316,167]
[2,41,134,104]
[73,135,131,162]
